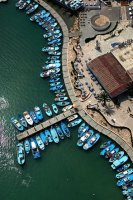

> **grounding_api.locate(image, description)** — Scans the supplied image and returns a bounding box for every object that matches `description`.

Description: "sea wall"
[35,0,133,162]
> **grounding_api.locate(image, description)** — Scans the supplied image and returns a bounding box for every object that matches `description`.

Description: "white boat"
[62,105,73,112]
[23,111,34,126]
[67,114,78,122]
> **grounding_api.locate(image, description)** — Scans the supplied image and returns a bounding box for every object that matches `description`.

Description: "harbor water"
[0,1,126,199]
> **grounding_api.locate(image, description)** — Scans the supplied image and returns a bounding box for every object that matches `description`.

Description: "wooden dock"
[16,108,76,141]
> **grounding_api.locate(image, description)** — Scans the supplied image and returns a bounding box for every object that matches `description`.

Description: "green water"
[0,1,125,200]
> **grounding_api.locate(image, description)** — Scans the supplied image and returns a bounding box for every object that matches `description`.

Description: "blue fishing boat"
[50,84,63,91]
[26,1,36,11]
[49,78,60,83]
[30,111,39,124]
[42,46,60,52]
[52,103,58,114]
[36,135,45,150]
[24,139,30,154]
[26,4,38,14]
[48,51,61,56]
[50,73,61,79]
[16,0,23,7]
[83,133,100,150]
[122,187,133,196]
[50,82,61,87]
[45,22,58,30]
[47,55,60,60]
[77,130,93,147]
[100,144,115,156]
[109,151,125,163]
[44,129,53,143]
[40,68,60,78]
[34,106,43,120]
[111,156,129,169]
[40,132,49,145]
[46,59,61,64]
[30,138,41,159]
[55,124,64,139]
[43,103,52,117]
[43,30,60,38]
[50,126,59,143]
[48,39,61,45]
[56,101,70,107]
[116,168,133,179]
[67,118,82,128]
[117,163,131,172]
[16,143,25,165]
[19,0,30,10]
[11,117,24,131]
[60,122,70,137]
[100,140,111,149]
[78,122,86,134]
[78,125,89,138]
[54,89,65,94]
[47,33,62,41]
[54,96,68,101]
[105,148,119,159]
[18,114,28,128]
[56,93,66,97]
[117,174,133,187]
[45,63,61,68]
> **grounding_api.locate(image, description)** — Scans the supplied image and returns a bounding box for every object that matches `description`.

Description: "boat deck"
[16,108,76,141]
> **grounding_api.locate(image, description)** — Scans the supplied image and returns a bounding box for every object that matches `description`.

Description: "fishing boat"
[30,138,41,159]
[67,118,82,128]
[55,124,64,139]
[50,73,61,79]
[47,33,62,41]
[42,46,59,52]
[60,122,70,137]
[56,93,66,97]
[24,139,30,154]
[83,133,100,150]
[19,0,30,9]
[18,114,28,128]
[116,168,133,179]
[11,117,24,131]
[40,68,60,78]
[54,96,68,102]
[42,63,61,71]
[50,126,59,143]
[100,140,111,149]
[34,106,43,120]
[52,103,58,114]
[46,59,61,64]
[123,187,133,196]
[45,22,58,30]
[117,163,131,172]
[78,123,86,135]
[62,105,73,112]
[117,174,133,187]
[40,132,49,145]
[30,111,39,124]
[56,101,70,107]
[48,51,61,56]
[43,103,52,117]
[44,129,53,143]
[105,148,119,159]
[49,78,60,83]
[50,85,63,91]
[50,82,61,87]
[43,30,60,38]
[77,130,94,147]
[54,89,65,94]
[47,55,60,60]
[109,151,125,163]
[26,4,38,14]
[16,143,25,165]
[23,111,34,126]
[36,135,45,150]
[100,144,115,156]
[26,1,36,11]
[67,114,78,122]
[111,156,129,169]
[16,0,23,7]
[78,126,92,138]
[48,39,61,45]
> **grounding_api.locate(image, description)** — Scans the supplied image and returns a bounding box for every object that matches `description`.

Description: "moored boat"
[54,96,68,102]
[36,135,45,150]
[60,121,70,137]
[18,114,28,128]
[117,163,131,173]
[48,51,61,56]
[83,133,100,150]
[16,0,23,7]
[23,111,34,126]
[50,126,59,143]
[44,129,53,143]
[49,78,60,83]
[116,168,133,179]
[100,140,111,149]
[77,130,94,147]
[34,106,43,121]
[111,156,129,170]
[54,89,65,94]
[56,93,66,97]
[50,82,61,87]
[26,3,38,14]
[30,111,39,124]
[67,114,78,122]
[16,143,25,165]
[62,104,73,112]
[100,144,115,156]
[52,103,58,114]
[67,118,82,128]
[24,139,30,154]
[11,117,24,131]
[42,46,59,52]
[50,84,63,91]
[30,138,41,159]
[40,132,49,145]
[43,103,52,117]
[56,101,70,107]
[117,174,133,187]
[55,124,64,139]
[105,148,119,159]
[19,0,30,9]
[78,123,89,138]
[109,151,125,163]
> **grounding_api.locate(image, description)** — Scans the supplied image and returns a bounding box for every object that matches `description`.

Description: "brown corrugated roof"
[88,53,132,98]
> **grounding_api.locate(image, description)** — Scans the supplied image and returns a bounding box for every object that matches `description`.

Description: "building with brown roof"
[88,53,132,98]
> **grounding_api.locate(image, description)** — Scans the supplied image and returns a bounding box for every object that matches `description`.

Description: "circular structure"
[91,14,111,31]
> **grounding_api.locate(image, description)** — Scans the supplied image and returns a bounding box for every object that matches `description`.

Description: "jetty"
[16,108,76,141]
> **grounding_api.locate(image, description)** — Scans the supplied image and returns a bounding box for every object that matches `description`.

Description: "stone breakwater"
[35,0,133,162]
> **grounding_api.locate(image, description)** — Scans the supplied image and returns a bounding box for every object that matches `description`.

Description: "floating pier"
[16,108,76,141]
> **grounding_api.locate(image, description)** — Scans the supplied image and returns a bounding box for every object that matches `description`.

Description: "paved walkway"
[34,0,133,162]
